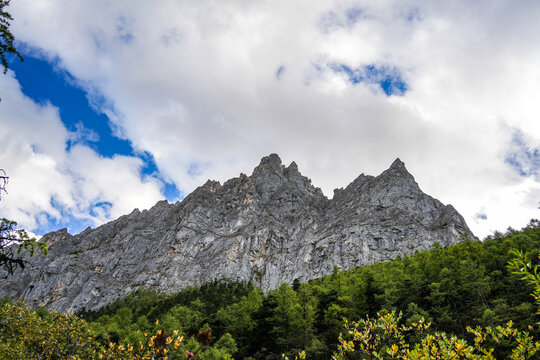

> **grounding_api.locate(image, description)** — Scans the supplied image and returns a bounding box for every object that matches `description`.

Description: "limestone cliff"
[0,154,472,312]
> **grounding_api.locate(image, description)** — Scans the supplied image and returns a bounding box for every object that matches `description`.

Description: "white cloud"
[0,73,162,233]
[5,0,540,237]
[69,122,100,144]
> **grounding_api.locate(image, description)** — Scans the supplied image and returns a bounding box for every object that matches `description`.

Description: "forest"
[1,220,539,359]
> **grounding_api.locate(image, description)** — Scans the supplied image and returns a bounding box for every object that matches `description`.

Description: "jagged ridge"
[0,154,472,312]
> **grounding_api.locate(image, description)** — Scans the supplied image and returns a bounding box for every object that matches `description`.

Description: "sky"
[0,0,539,239]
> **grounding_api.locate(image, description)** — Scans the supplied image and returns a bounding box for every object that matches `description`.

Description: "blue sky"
[11,54,182,199]
[10,55,133,157]
[10,53,182,233]
[4,53,180,234]
[329,63,408,96]
[1,0,540,238]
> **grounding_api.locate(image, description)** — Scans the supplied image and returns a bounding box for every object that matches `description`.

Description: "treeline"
[75,220,540,359]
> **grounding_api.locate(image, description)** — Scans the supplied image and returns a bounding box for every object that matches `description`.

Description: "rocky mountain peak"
[332,158,415,201]
[375,158,422,198]
[0,154,473,312]
[390,157,405,168]
[247,154,324,199]
[41,228,72,246]
[381,158,415,181]
[252,153,284,176]
[284,161,299,176]
[201,179,221,192]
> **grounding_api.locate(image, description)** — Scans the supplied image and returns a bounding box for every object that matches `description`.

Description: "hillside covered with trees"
[1,221,539,359]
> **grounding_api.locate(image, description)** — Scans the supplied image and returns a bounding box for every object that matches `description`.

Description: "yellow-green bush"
[0,300,99,359]
[0,300,236,359]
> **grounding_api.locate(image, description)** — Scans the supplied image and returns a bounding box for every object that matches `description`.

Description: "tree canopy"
[1,222,539,359]
[71,221,539,359]
[0,169,48,276]
[0,0,23,75]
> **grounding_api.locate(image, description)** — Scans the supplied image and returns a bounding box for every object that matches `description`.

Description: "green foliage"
[332,311,539,359]
[0,218,48,275]
[0,300,100,359]
[0,300,237,360]
[0,0,23,75]
[74,221,540,359]
[507,248,540,314]
[3,220,540,359]
[332,221,540,359]
[77,282,254,358]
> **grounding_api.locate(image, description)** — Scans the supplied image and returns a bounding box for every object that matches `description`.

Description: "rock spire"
[0,155,472,312]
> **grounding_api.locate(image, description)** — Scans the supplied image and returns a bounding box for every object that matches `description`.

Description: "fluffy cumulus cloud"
[0,73,163,233]
[3,0,540,237]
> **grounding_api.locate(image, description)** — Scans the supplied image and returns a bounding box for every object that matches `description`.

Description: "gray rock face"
[0,154,472,312]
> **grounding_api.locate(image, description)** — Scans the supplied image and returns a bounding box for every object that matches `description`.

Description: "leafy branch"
[507,249,540,315]
[0,0,24,74]
[0,218,47,276]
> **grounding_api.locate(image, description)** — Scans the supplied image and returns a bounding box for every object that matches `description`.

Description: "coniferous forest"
[1,220,539,359]
[3,1,540,359]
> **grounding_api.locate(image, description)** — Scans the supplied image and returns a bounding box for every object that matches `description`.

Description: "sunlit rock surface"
[0,154,472,312]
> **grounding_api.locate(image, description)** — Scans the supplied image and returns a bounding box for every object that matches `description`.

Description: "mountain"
[0,154,472,312]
